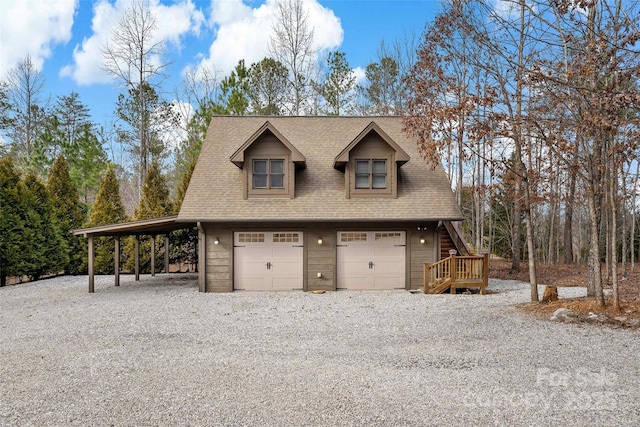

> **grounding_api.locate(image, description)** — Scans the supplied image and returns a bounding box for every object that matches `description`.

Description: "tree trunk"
[587,189,605,307]
[611,157,619,310]
[523,174,539,302]
[511,178,522,272]
[563,169,576,264]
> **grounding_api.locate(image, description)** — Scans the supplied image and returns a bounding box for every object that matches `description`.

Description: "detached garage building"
[176,116,463,292]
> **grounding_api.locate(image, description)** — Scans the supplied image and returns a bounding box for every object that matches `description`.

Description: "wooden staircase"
[421,253,489,295]
[440,220,472,259]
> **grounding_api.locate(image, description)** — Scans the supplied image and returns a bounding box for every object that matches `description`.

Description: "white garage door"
[336,231,406,290]
[234,232,303,291]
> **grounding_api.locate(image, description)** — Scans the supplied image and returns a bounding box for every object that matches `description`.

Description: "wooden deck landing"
[422,253,489,294]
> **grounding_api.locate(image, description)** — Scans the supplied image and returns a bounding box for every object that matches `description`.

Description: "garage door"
[336,231,406,290]
[234,232,303,290]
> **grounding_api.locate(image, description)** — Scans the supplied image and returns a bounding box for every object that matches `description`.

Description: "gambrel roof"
[177,116,462,222]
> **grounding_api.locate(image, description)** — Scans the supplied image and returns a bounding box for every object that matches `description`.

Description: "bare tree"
[101,0,169,198]
[269,0,316,115]
[3,55,47,166]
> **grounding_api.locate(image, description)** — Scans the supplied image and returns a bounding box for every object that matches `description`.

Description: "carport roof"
[72,216,196,237]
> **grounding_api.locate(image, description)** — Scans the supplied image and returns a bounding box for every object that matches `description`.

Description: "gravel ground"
[1,274,639,427]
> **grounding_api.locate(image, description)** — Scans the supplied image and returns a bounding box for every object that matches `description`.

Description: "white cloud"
[490,0,518,19]
[352,66,366,85]
[195,0,343,77]
[0,0,77,78]
[490,0,540,19]
[61,0,204,86]
[209,0,253,26]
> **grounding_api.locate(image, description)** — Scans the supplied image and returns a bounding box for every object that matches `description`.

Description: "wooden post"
[449,251,457,294]
[114,236,120,287]
[150,235,156,277]
[482,252,489,295]
[135,235,140,281]
[423,263,429,290]
[164,235,170,273]
[88,235,94,293]
[449,253,458,282]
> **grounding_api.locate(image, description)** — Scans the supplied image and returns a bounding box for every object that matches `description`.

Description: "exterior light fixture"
[214,237,220,245]
[419,238,426,244]
[317,237,323,245]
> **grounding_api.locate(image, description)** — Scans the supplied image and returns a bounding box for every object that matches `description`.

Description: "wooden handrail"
[424,253,489,294]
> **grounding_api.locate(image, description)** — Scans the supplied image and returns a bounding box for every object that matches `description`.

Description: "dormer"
[230,121,306,199]
[334,121,410,198]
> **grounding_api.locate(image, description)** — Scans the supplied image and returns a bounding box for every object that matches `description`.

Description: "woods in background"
[2,0,640,311]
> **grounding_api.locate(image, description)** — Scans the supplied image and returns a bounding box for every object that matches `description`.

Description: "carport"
[73,216,196,293]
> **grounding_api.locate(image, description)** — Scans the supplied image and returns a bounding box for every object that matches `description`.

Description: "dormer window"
[230,121,306,199]
[355,159,387,189]
[253,159,285,189]
[334,122,410,199]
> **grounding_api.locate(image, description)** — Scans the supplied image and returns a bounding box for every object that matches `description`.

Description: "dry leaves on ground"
[490,260,640,324]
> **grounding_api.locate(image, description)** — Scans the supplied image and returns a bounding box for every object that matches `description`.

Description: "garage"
[336,231,406,290]
[233,231,304,290]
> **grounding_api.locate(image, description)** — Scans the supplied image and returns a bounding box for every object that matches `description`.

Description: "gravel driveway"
[1,274,639,426]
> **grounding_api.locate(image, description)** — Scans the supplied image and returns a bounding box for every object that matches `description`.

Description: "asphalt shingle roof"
[177,116,463,222]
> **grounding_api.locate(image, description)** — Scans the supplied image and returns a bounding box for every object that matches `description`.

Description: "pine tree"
[0,156,27,286]
[47,155,87,274]
[171,159,197,269]
[124,160,171,273]
[316,51,356,115]
[85,166,127,274]
[22,172,68,280]
[68,124,108,204]
[134,159,171,220]
[172,159,195,215]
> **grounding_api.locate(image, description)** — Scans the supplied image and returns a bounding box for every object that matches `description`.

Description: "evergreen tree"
[363,57,401,115]
[47,155,87,274]
[30,114,65,178]
[213,60,251,115]
[315,51,356,115]
[171,160,197,269]
[134,159,171,219]
[172,159,195,215]
[124,160,171,273]
[0,156,27,285]
[22,172,68,280]
[54,91,91,150]
[85,166,127,274]
[69,124,108,204]
[0,82,12,137]
[115,82,176,198]
[247,58,289,115]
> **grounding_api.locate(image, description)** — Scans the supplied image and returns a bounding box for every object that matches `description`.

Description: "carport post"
[151,235,156,277]
[88,235,94,293]
[114,236,120,287]
[164,235,170,273]
[135,235,140,281]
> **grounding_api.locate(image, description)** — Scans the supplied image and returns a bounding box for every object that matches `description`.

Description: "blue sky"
[1,0,442,128]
